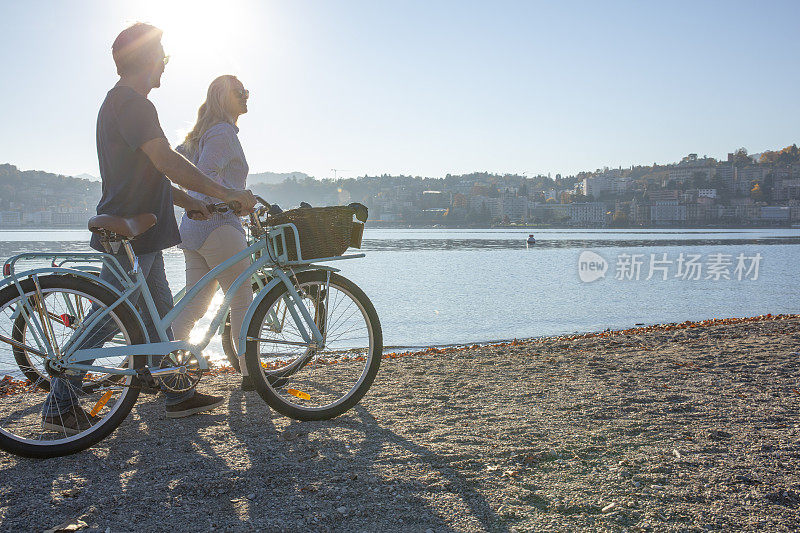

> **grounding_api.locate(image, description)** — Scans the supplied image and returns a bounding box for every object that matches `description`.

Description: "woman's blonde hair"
[181,74,241,157]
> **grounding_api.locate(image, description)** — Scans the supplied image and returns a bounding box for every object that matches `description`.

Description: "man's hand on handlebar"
[222,189,257,216]
[185,197,212,220]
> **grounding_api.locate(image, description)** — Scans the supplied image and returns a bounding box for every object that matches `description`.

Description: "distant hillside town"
[1,144,799,228]
[0,164,100,227]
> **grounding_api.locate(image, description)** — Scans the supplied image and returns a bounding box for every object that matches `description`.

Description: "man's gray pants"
[43,250,194,416]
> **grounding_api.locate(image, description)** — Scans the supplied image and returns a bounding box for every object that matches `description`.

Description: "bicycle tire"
[0,275,144,458]
[244,270,382,421]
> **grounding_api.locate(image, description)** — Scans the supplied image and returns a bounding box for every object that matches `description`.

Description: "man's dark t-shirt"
[90,85,180,255]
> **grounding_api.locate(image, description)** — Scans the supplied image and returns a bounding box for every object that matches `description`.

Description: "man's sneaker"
[241,376,255,392]
[165,392,224,419]
[42,407,96,436]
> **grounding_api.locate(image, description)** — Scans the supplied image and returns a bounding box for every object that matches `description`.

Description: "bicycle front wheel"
[244,270,382,421]
[0,275,144,458]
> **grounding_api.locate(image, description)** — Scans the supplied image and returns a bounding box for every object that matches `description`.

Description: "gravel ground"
[2,314,800,532]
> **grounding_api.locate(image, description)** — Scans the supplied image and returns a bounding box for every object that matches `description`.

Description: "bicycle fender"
[300,265,340,273]
[236,276,285,360]
[235,266,343,365]
[0,267,151,343]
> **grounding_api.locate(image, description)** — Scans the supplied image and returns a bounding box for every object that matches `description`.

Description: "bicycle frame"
[1,222,365,379]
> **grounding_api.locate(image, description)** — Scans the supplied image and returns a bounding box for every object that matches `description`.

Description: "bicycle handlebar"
[187,197,272,220]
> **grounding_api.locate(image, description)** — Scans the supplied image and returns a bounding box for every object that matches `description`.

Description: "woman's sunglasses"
[235,88,249,100]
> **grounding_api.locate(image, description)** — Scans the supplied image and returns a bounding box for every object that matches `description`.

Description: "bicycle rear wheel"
[0,275,144,458]
[244,270,382,421]
[12,291,127,392]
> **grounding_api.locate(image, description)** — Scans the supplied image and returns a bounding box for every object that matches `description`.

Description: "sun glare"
[127,0,255,74]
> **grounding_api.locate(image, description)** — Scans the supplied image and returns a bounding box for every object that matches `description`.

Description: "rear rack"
[2,252,133,285]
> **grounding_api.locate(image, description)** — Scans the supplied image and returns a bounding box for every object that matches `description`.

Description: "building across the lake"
[0,211,21,227]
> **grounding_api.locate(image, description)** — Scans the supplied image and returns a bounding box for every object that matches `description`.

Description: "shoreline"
[376,312,799,360]
[1,224,798,231]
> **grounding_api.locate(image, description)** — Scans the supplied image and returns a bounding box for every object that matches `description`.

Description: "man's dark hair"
[112,22,163,76]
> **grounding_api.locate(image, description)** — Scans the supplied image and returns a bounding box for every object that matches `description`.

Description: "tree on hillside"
[610,211,628,227]
[733,147,753,166]
[572,192,588,203]
[760,144,799,165]
[777,144,799,164]
[692,171,709,189]
[760,151,778,164]
[750,183,764,202]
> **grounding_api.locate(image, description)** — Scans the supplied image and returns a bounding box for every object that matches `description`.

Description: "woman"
[172,74,254,390]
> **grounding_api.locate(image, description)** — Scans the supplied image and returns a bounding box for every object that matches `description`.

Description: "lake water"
[2,228,799,364]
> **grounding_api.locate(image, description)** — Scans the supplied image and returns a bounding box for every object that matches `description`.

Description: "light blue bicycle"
[0,198,382,458]
[8,217,268,390]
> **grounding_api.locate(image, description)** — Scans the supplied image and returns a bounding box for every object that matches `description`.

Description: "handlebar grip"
[255,195,271,209]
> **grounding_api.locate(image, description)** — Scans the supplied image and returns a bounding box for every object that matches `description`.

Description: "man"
[42,23,257,434]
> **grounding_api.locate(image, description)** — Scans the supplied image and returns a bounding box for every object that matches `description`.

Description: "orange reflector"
[286,388,310,401]
[89,390,113,417]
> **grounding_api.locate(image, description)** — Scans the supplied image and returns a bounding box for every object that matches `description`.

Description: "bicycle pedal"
[135,367,159,389]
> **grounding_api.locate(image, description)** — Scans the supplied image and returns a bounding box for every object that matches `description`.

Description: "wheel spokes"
[254,279,373,410]
[0,285,135,445]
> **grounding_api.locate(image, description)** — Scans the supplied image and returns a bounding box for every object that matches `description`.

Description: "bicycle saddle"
[88,213,157,239]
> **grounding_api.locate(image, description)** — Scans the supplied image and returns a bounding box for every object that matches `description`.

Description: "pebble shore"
[2,314,800,532]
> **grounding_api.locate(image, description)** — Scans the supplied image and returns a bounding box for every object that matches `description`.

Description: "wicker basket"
[267,205,365,261]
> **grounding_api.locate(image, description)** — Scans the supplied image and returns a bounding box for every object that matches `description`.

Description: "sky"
[1,0,798,181]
